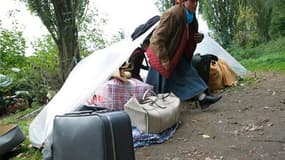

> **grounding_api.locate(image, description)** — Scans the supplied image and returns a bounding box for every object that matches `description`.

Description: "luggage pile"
[50,77,181,160]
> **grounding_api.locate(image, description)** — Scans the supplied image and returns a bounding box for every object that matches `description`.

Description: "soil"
[135,72,285,160]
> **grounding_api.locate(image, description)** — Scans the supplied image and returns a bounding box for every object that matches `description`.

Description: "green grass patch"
[241,52,285,72]
[231,37,285,73]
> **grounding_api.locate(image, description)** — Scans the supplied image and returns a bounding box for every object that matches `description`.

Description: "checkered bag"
[87,78,153,110]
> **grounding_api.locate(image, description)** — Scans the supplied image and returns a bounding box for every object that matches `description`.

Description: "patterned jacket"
[150,4,198,64]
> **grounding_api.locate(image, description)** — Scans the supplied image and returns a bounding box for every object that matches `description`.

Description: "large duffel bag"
[124,90,181,134]
[52,109,135,160]
[192,53,218,84]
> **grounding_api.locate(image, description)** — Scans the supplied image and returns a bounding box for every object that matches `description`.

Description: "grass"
[242,53,285,72]
[232,37,285,73]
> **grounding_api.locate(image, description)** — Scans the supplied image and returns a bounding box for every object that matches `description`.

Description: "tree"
[244,0,272,43]
[269,0,285,39]
[23,0,89,82]
[108,28,126,45]
[200,0,239,48]
[0,28,26,74]
[234,5,258,48]
[78,4,108,57]
[155,0,174,12]
[25,35,62,103]
[0,27,29,97]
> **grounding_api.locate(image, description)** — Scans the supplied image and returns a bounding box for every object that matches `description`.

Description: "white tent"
[194,34,248,76]
[29,26,158,150]
[29,1,248,155]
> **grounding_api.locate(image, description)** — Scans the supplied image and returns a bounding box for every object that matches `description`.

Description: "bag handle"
[141,89,159,106]
[140,89,168,109]
[142,89,156,100]
[142,89,171,101]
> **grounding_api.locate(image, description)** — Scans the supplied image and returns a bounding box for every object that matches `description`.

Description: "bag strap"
[142,89,156,100]
[143,53,149,68]
[142,89,171,100]
[140,89,169,109]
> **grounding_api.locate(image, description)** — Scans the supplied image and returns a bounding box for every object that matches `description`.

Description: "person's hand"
[194,33,204,43]
[161,60,170,71]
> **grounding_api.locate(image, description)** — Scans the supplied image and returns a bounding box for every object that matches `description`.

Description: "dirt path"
[135,72,285,160]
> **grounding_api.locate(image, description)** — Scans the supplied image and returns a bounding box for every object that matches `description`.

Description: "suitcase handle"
[63,106,113,116]
[79,105,113,112]
[64,110,94,116]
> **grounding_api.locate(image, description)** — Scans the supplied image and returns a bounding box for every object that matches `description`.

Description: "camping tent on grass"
[29,25,157,151]
[29,4,248,156]
[194,34,247,76]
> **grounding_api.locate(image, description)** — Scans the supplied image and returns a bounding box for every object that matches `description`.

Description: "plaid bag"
[87,78,153,110]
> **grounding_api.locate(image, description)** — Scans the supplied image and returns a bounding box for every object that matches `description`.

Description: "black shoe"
[199,95,222,111]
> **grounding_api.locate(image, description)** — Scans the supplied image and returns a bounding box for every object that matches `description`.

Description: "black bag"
[192,54,218,84]
[0,124,26,156]
[131,15,160,40]
[52,109,135,160]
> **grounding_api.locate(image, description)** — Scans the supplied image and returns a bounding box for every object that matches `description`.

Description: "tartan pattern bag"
[87,78,153,110]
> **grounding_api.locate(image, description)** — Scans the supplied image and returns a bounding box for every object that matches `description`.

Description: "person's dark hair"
[142,39,150,45]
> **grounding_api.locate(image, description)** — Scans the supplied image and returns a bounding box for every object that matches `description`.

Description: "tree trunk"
[52,0,81,81]
[57,28,80,81]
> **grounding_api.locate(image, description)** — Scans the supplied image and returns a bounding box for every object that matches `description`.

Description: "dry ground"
[135,72,285,160]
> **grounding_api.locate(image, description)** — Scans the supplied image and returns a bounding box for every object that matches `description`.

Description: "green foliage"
[0,28,27,95]
[200,0,284,48]
[242,54,285,72]
[248,0,272,43]
[269,0,285,39]
[0,29,61,108]
[200,0,239,48]
[22,0,89,81]
[155,0,174,12]
[231,37,285,72]
[24,35,62,104]
[108,28,127,45]
[78,6,107,56]
[234,6,259,48]
[25,0,88,43]
[0,28,26,71]
[0,28,26,114]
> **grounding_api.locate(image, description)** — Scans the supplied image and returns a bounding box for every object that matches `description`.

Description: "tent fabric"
[28,24,158,148]
[194,34,248,76]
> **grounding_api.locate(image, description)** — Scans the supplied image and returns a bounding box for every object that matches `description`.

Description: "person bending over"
[128,39,150,81]
[146,0,221,110]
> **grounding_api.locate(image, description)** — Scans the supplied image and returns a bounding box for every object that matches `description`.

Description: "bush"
[0,29,61,113]
[231,37,285,72]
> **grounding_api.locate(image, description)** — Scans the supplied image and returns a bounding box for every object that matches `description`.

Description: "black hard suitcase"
[52,109,135,160]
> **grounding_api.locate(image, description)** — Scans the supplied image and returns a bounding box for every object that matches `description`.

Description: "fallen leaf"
[202,134,211,138]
